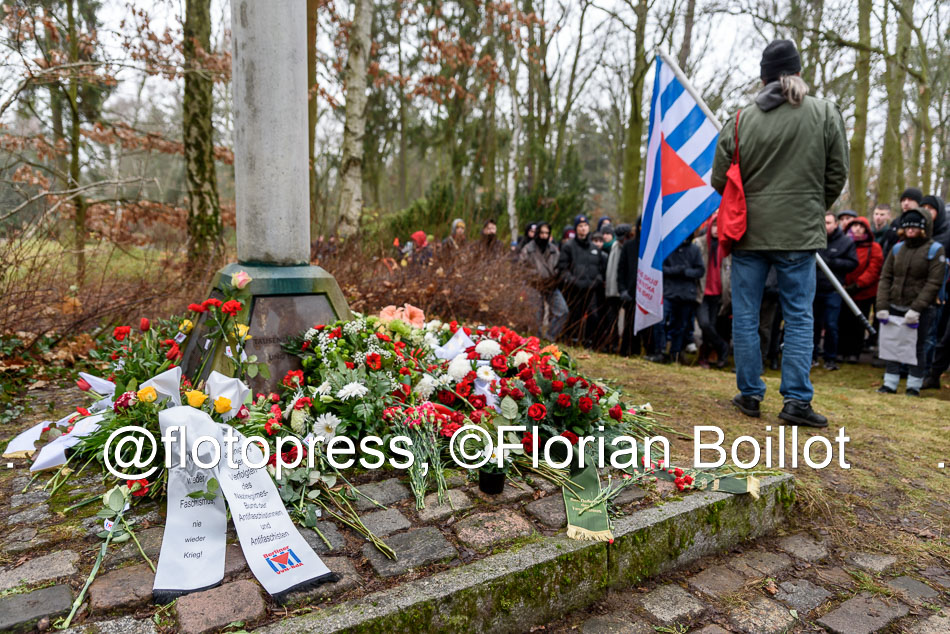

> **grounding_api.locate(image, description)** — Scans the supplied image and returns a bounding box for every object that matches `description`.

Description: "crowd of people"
[389,185,950,403]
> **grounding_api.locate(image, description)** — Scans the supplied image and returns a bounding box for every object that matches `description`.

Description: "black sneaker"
[906,388,920,397]
[732,394,761,418]
[778,400,828,428]
[823,360,839,371]
[876,385,896,394]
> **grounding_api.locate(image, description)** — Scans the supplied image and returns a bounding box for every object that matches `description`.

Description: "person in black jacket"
[880,188,924,259]
[813,212,858,370]
[557,214,605,347]
[657,237,705,363]
[617,220,641,356]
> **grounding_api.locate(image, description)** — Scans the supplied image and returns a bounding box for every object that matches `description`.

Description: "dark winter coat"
[876,210,947,313]
[520,240,560,287]
[557,236,605,291]
[844,217,883,302]
[663,240,705,302]
[816,226,858,293]
[928,195,950,256]
[617,237,639,300]
[711,81,849,252]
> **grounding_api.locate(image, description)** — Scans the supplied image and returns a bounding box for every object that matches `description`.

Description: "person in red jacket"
[838,216,883,362]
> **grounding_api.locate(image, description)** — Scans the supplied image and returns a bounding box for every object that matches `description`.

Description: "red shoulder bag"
[717,110,747,257]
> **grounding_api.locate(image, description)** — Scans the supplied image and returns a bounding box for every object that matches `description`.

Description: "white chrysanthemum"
[423,332,439,348]
[425,319,442,332]
[441,323,451,331]
[336,382,369,401]
[513,350,532,367]
[447,354,471,381]
[475,365,496,383]
[414,374,437,399]
[314,381,332,396]
[475,339,502,359]
[313,413,341,442]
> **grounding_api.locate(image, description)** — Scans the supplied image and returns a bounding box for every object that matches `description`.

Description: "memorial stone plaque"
[245,295,337,392]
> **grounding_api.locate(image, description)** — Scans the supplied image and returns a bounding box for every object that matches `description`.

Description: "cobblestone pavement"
[543,530,950,634]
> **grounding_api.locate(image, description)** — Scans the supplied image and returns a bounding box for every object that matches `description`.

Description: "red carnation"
[294,397,313,410]
[556,393,571,408]
[376,332,392,342]
[345,361,355,369]
[578,396,593,413]
[282,369,304,387]
[566,377,578,387]
[265,418,282,435]
[366,353,382,370]
[202,297,222,309]
[527,403,547,421]
[469,394,487,410]
[490,355,508,374]
[440,421,462,438]
[113,326,131,341]
[221,300,243,317]
[551,380,564,392]
[187,303,206,313]
[608,404,623,421]
[560,430,579,445]
[127,479,150,497]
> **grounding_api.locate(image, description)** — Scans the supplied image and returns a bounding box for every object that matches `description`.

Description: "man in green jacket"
[711,39,849,428]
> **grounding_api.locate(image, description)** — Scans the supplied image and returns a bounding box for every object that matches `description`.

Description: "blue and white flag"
[636,54,721,333]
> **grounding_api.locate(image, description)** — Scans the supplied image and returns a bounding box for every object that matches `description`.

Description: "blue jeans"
[813,290,842,362]
[732,250,816,403]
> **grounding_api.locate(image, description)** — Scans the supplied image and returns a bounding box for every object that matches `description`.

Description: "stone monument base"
[182,263,351,392]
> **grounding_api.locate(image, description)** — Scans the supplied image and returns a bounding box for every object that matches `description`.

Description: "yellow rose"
[185,390,208,408]
[233,323,250,340]
[136,386,158,403]
[213,396,232,414]
[180,319,194,334]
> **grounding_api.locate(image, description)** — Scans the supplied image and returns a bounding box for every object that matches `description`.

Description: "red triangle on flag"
[661,134,707,197]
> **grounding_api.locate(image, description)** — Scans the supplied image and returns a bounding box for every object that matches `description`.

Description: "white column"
[231,0,310,265]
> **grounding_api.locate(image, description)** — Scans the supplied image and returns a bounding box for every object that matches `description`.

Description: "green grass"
[574,350,950,566]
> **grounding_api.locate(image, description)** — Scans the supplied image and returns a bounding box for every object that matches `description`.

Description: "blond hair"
[780,75,809,107]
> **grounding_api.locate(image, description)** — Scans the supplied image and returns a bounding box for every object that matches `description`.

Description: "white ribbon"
[30,414,106,471]
[205,370,250,421]
[140,367,183,407]
[153,405,334,602]
[434,328,476,360]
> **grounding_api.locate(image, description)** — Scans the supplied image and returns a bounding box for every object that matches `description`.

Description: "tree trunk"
[336,0,372,238]
[877,0,914,206]
[553,0,588,176]
[848,0,871,215]
[397,14,408,208]
[620,0,648,219]
[183,0,223,264]
[66,0,85,280]
[506,52,522,243]
[677,0,696,72]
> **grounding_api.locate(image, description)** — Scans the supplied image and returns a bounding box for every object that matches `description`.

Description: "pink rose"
[232,270,252,289]
[402,304,425,328]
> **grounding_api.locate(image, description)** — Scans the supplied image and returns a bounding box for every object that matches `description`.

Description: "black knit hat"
[899,187,923,204]
[920,195,940,211]
[837,209,857,219]
[900,209,927,231]
[760,40,802,83]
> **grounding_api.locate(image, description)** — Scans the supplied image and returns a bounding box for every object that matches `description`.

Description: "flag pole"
[656,49,722,133]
